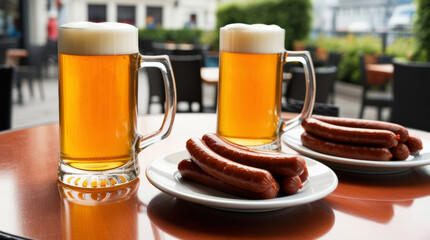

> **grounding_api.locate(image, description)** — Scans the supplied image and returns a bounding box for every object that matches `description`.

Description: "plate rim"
[145,150,338,211]
[282,127,430,169]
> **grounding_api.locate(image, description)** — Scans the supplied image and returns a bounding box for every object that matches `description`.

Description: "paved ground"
[10,69,390,129]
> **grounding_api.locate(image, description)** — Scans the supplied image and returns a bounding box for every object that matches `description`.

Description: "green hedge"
[312,34,419,84]
[310,34,381,84]
[414,0,430,61]
[214,0,312,50]
[139,28,202,44]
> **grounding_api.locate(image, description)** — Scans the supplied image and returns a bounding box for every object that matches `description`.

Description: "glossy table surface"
[1,113,430,240]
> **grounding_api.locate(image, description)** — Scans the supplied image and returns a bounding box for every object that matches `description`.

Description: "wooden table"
[366,63,394,85]
[5,48,28,66]
[201,67,219,85]
[1,114,430,239]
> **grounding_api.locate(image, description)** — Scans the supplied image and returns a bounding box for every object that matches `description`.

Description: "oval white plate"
[282,127,430,174]
[146,150,338,212]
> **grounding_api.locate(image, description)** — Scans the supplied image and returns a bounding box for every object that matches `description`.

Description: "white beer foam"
[59,22,138,55]
[220,23,285,54]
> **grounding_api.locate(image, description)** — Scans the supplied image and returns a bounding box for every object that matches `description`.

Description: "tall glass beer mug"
[58,22,176,188]
[217,23,315,150]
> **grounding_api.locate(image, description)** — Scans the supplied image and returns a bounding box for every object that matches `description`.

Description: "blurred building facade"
[1,0,217,49]
[1,0,416,51]
[333,0,414,32]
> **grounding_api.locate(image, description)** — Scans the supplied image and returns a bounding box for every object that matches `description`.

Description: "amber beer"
[59,53,138,170]
[58,22,176,188]
[217,24,286,148]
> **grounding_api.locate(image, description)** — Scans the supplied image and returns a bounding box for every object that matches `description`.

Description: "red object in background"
[47,17,58,41]
[57,0,63,9]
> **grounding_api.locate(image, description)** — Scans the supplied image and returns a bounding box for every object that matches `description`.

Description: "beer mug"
[217,23,315,150]
[58,22,176,188]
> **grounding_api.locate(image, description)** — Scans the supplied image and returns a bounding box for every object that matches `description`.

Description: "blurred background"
[1,0,429,131]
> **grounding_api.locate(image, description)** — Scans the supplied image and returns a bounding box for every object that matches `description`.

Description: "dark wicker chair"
[326,51,343,104]
[358,54,393,120]
[146,54,213,113]
[0,65,15,131]
[14,45,46,104]
[286,65,337,104]
[146,67,166,114]
[169,55,208,113]
[392,61,430,131]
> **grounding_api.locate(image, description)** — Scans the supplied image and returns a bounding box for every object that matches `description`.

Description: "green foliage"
[313,33,423,83]
[313,34,381,83]
[414,0,430,62]
[200,30,218,50]
[214,0,312,50]
[386,37,416,61]
[139,28,202,44]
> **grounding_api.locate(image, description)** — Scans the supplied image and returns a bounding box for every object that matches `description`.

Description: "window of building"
[118,5,135,25]
[188,13,197,28]
[0,0,21,38]
[88,4,106,22]
[146,7,162,29]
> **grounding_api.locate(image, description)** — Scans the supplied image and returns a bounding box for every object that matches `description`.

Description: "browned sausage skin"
[178,159,280,199]
[281,175,303,195]
[390,143,410,161]
[299,166,309,183]
[202,133,305,176]
[301,132,392,161]
[313,115,409,143]
[302,118,399,148]
[405,135,423,154]
[186,138,277,193]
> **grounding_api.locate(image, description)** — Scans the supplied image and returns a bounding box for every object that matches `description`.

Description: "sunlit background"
[1,0,427,130]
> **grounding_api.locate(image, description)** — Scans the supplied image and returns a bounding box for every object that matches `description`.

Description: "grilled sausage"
[299,166,309,183]
[405,135,423,154]
[186,138,278,193]
[302,118,399,148]
[390,143,410,161]
[178,159,279,199]
[202,133,305,176]
[301,132,392,161]
[280,175,303,195]
[313,115,409,143]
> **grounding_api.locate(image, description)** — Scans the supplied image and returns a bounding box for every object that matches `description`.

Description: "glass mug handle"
[281,51,316,132]
[137,55,177,151]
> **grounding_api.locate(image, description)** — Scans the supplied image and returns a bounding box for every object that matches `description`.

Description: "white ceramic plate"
[282,127,430,174]
[146,150,338,212]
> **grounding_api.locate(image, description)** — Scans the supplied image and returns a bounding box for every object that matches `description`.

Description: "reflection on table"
[0,114,430,239]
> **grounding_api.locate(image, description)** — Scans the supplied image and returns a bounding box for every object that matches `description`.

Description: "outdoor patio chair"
[170,55,211,113]
[0,39,19,65]
[14,45,46,104]
[392,61,430,131]
[146,67,166,114]
[139,38,154,55]
[326,51,343,104]
[44,40,58,78]
[378,54,394,64]
[358,54,393,120]
[0,65,14,131]
[285,65,337,104]
[282,99,339,117]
